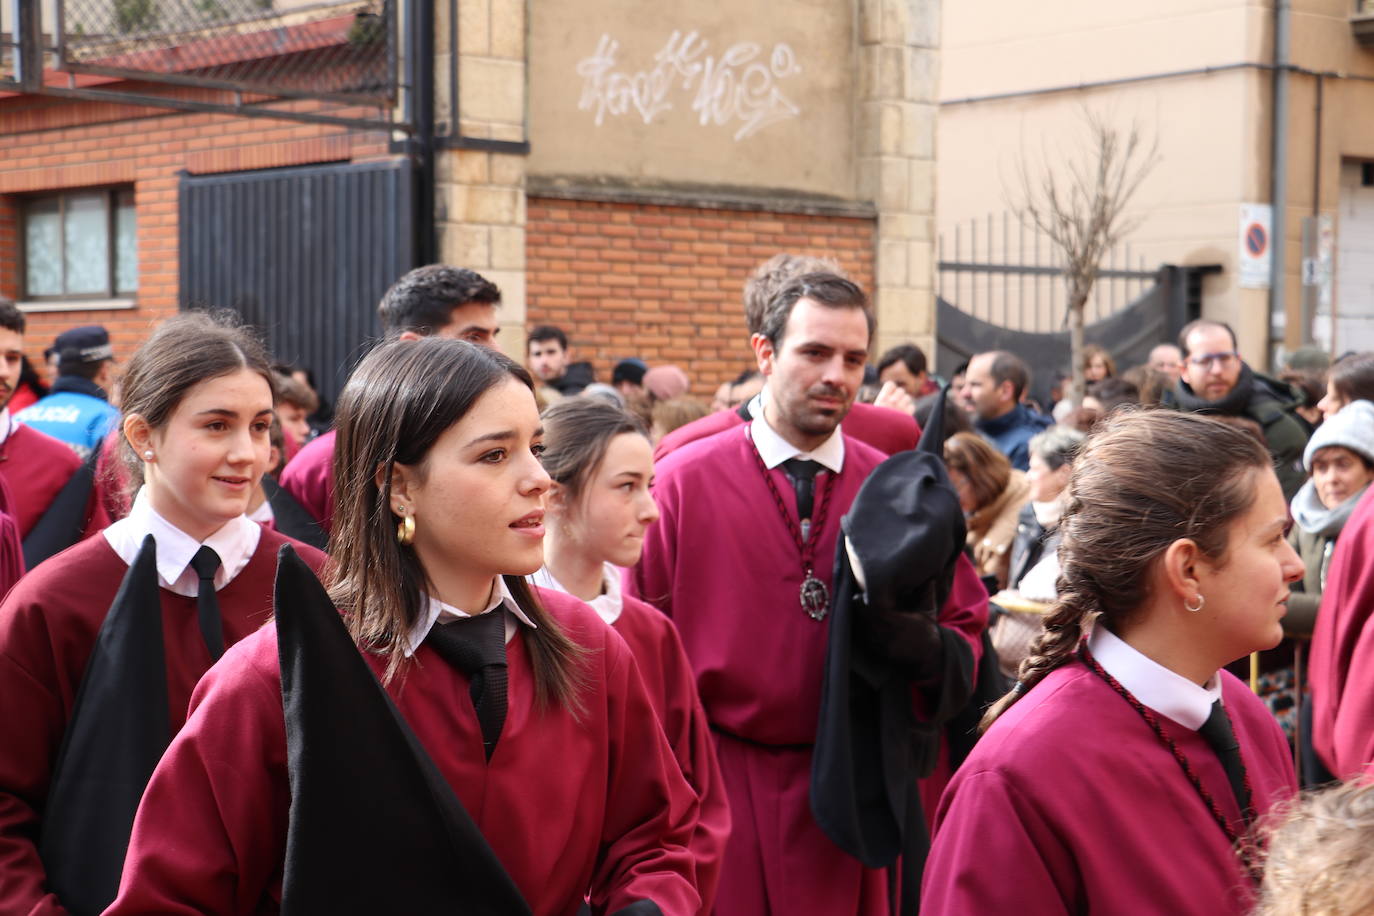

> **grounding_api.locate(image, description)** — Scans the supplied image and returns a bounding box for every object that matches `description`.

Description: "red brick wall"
[526,197,876,400]
[0,88,389,373]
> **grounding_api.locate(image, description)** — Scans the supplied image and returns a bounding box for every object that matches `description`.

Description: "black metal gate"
[934,213,1221,403]
[179,158,414,406]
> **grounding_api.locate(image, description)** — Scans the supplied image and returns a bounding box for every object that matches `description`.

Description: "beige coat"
[966,470,1031,590]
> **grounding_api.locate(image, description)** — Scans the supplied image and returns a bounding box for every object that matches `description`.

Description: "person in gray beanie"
[1289,399,1374,633]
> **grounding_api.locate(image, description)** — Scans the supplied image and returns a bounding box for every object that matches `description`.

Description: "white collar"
[0,409,12,446]
[102,487,262,598]
[247,498,275,525]
[528,562,623,626]
[402,576,536,657]
[750,401,845,473]
[744,392,764,420]
[1088,625,1222,730]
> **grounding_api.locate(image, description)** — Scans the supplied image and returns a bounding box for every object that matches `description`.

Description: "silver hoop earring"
[1185,594,1205,613]
[142,450,154,460]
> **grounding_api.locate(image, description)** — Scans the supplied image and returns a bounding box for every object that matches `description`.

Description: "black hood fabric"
[273,545,533,915]
[39,535,166,916]
[811,384,976,914]
[21,447,99,570]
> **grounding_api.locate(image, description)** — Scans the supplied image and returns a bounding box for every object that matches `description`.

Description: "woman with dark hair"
[1318,352,1374,419]
[943,431,1030,590]
[107,337,701,915]
[0,312,328,916]
[922,411,1302,914]
[534,397,729,914]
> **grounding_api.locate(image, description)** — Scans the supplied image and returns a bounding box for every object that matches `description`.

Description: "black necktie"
[189,546,224,660]
[783,458,824,521]
[425,610,508,760]
[1197,699,1252,821]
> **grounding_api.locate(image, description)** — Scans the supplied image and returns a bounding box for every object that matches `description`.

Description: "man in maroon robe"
[655,254,919,462]
[630,272,987,916]
[279,265,504,532]
[0,302,106,545]
[1310,482,1374,777]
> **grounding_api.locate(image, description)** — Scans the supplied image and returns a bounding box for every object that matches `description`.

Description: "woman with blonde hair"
[923,411,1302,914]
[943,431,1030,590]
[1257,779,1374,916]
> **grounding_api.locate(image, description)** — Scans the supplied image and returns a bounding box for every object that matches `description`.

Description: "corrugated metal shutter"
[179,158,415,407]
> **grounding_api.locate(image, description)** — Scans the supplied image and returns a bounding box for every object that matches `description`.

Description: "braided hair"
[979,410,1271,731]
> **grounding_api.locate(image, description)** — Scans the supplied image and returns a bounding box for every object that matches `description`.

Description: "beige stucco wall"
[939,0,1374,362]
[527,0,857,200]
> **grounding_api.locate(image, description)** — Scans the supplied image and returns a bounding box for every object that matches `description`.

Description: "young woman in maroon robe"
[107,337,701,916]
[922,411,1303,915]
[0,312,327,916]
[533,397,730,914]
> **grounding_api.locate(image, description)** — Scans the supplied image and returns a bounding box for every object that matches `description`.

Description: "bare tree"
[1009,110,1160,409]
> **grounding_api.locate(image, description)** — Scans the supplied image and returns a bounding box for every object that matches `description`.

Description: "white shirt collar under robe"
[1088,625,1224,730]
[403,575,536,656]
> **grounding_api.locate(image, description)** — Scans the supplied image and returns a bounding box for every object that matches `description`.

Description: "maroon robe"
[0,529,327,916]
[106,588,702,916]
[1,423,85,539]
[629,424,987,916]
[1309,483,1374,777]
[921,663,1296,915]
[654,402,919,463]
[277,430,335,533]
[614,593,730,914]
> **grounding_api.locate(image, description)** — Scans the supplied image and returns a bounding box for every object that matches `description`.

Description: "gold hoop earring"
[1184,594,1205,613]
[397,512,415,546]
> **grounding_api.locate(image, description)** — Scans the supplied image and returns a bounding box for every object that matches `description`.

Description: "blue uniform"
[17,382,118,459]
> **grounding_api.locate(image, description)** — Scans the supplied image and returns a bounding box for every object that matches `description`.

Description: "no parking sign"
[1239,203,1272,289]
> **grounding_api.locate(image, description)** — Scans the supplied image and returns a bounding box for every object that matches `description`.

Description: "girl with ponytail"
[922,410,1303,914]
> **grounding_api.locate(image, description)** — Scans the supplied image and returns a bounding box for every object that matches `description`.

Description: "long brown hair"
[943,431,1011,511]
[539,398,647,504]
[980,410,1270,730]
[328,337,585,709]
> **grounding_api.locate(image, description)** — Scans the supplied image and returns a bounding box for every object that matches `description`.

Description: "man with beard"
[630,272,988,916]
[0,302,96,542]
[1161,319,1309,499]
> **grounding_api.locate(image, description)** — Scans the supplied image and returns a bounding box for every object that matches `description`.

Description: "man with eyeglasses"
[1161,319,1309,499]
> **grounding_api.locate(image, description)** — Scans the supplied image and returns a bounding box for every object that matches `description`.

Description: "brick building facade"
[0,88,387,371]
[525,197,875,397]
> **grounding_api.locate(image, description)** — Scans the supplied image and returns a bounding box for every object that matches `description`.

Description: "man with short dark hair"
[655,253,920,460]
[877,343,935,397]
[961,350,1051,471]
[1161,319,1309,499]
[280,265,504,531]
[0,303,107,545]
[17,326,120,459]
[527,325,594,395]
[632,271,987,916]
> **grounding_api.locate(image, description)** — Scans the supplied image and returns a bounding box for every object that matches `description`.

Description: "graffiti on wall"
[575,30,802,141]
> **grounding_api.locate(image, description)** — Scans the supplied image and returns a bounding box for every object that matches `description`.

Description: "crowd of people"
[3,253,1374,915]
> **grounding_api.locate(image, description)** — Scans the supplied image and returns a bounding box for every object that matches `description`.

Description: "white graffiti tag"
[576,30,802,141]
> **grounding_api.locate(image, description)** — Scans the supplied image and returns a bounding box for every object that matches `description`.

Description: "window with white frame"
[22,188,137,301]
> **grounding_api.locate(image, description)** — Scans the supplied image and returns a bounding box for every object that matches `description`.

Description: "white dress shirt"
[103,487,262,597]
[402,575,537,656]
[750,409,845,474]
[0,409,11,446]
[1088,625,1224,730]
[529,562,623,626]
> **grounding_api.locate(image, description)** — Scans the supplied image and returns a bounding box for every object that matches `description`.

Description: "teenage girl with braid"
[921,411,1303,915]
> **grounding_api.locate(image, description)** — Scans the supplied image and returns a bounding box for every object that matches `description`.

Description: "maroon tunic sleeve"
[106,632,291,916]
[585,616,702,916]
[921,770,1075,914]
[615,599,729,915]
[277,431,336,534]
[2,426,81,539]
[841,402,920,456]
[1310,486,1374,776]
